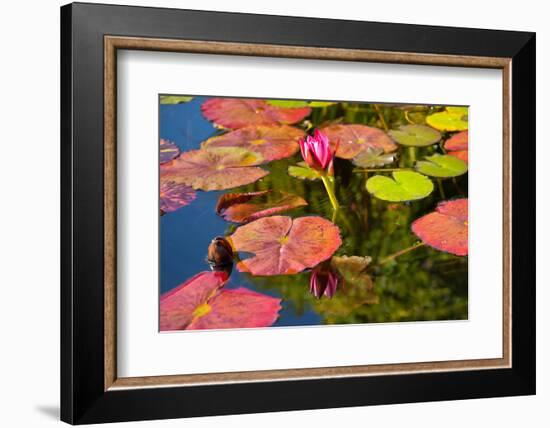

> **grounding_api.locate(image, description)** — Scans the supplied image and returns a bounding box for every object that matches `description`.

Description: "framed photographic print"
[60,2,536,424]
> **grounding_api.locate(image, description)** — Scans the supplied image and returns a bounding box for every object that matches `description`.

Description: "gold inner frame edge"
[104,36,512,391]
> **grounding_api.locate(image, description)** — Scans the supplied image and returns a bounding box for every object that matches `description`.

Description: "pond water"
[160,96,468,328]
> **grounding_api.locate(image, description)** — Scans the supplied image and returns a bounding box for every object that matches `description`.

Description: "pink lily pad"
[445,131,468,164]
[448,150,468,164]
[160,139,180,164]
[160,181,197,213]
[160,147,269,191]
[216,190,307,223]
[444,131,468,151]
[202,125,304,162]
[320,124,397,159]
[160,270,281,331]
[160,271,229,331]
[229,215,342,276]
[201,98,311,129]
[412,198,468,256]
[187,287,282,330]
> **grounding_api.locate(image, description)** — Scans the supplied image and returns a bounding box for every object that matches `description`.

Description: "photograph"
[159,96,469,332]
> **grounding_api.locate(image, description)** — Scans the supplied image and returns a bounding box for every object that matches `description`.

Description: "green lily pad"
[415,154,468,178]
[388,125,441,147]
[446,107,469,115]
[266,99,310,108]
[352,147,396,168]
[160,95,194,104]
[426,107,468,131]
[366,171,434,202]
[288,161,322,180]
[308,101,337,108]
[267,100,338,108]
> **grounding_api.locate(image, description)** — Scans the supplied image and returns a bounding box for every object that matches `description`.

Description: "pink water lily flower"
[299,129,336,174]
[309,266,339,299]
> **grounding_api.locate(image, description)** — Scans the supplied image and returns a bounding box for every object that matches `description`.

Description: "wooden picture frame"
[61,2,535,424]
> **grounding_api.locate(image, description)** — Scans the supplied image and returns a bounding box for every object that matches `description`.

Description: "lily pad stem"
[379,242,425,265]
[373,104,389,132]
[404,110,415,125]
[409,146,417,163]
[452,177,464,196]
[437,178,446,199]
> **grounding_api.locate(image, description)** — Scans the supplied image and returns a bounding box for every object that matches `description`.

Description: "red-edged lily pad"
[444,130,468,151]
[160,147,269,191]
[320,124,397,159]
[412,198,468,256]
[160,271,228,331]
[160,181,196,213]
[445,131,469,164]
[229,215,342,276]
[160,271,281,331]
[216,190,307,223]
[160,139,180,164]
[202,125,304,162]
[201,98,311,129]
[448,150,468,163]
[187,287,281,330]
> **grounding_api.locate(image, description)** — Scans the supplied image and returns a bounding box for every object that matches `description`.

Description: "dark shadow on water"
[35,405,59,420]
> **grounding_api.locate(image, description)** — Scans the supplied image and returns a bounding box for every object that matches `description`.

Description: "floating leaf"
[308,101,337,108]
[160,139,180,164]
[201,98,311,129]
[444,130,468,151]
[366,171,434,202]
[412,198,468,256]
[320,124,397,159]
[352,147,396,168]
[288,161,322,180]
[331,255,373,290]
[160,271,281,331]
[160,181,196,213]
[444,131,469,164]
[187,287,282,330]
[388,125,441,147]
[446,107,469,115]
[448,150,468,164]
[229,216,342,276]
[426,107,468,131]
[160,147,268,191]
[160,271,228,330]
[266,99,310,108]
[266,100,337,108]
[216,190,307,223]
[202,125,304,162]
[160,95,194,104]
[415,154,468,178]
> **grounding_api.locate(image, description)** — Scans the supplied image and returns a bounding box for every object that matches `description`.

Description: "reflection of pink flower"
[309,267,339,299]
[299,129,336,174]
